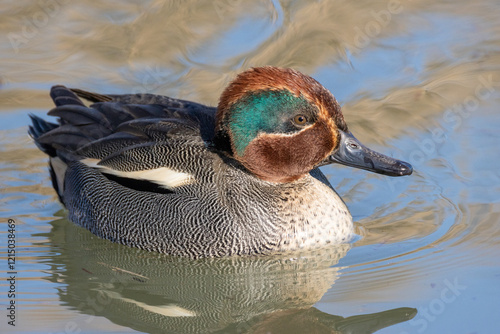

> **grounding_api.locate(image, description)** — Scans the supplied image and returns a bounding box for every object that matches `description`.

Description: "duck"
[29,66,412,258]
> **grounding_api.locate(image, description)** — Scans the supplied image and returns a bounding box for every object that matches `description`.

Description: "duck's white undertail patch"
[81,158,195,190]
[49,157,68,194]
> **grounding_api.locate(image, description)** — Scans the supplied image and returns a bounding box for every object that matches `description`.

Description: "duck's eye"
[293,115,308,126]
[348,142,360,149]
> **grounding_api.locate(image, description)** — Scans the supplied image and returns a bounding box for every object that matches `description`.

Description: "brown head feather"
[215,66,348,183]
[242,120,336,183]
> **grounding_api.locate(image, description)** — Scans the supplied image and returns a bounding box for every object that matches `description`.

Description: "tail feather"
[29,114,59,156]
[30,86,119,157]
[28,114,58,138]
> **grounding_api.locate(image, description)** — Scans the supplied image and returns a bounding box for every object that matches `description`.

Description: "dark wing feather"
[71,88,217,140]
[79,118,208,173]
[31,85,218,181]
[36,124,94,153]
[51,85,86,107]
[32,85,217,155]
[48,105,114,130]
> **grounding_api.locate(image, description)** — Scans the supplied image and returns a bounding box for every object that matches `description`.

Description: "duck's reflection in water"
[43,216,416,333]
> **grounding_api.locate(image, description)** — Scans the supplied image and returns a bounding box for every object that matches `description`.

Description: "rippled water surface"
[1,1,500,333]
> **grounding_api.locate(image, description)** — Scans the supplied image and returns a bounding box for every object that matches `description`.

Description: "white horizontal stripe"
[82,158,194,190]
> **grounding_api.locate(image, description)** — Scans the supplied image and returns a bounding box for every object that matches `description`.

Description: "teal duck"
[29,66,412,258]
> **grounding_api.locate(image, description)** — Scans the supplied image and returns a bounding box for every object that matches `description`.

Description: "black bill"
[324,130,413,176]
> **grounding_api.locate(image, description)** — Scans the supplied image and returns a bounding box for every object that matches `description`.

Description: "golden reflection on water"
[31,216,415,333]
[2,0,500,124]
[1,0,500,333]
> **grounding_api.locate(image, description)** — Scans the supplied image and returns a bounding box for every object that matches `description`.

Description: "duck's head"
[215,67,412,183]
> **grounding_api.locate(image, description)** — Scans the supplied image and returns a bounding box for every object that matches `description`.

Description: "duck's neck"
[273,172,353,251]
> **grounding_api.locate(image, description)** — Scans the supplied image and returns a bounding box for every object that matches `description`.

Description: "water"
[1,1,500,333]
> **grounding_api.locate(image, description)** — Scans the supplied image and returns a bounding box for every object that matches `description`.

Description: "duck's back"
[30,86,352,258]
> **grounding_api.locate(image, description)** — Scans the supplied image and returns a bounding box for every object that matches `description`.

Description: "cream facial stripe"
[82,158,195,189]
